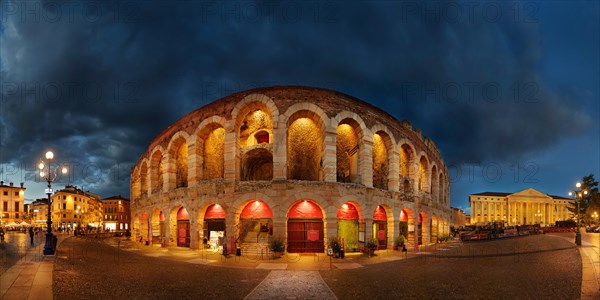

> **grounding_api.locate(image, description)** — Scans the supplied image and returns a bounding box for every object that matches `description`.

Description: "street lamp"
[593,211,599,225]
[38,151,68,255]
[568,182,588,246]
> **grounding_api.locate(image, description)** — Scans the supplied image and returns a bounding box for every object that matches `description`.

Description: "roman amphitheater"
[130,86,451,253]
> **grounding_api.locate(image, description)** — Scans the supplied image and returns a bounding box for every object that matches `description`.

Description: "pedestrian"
[29,227,34,245]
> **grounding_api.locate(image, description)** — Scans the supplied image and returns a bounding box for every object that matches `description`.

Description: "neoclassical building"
[469,188,573,226]
[130,86,451,253]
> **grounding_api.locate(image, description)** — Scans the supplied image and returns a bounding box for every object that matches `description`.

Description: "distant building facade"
[102,195,131,231]
[30,198,50,227]
[51,185,103,230]
[0,181,26,226]
[469,188,573,226]
[450,207,467,227]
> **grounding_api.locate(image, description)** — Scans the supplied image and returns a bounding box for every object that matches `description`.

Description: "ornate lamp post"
[38,151,67,255]
[568,182,588,246]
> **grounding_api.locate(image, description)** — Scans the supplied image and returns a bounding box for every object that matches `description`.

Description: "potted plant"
[365,238,378,255]
[269,236,285,258]
[393,235,405,250]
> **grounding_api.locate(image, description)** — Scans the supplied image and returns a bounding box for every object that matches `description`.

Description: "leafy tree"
[568,174,599,223]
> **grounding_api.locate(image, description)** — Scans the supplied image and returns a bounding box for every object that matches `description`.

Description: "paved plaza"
[1,232,598,299]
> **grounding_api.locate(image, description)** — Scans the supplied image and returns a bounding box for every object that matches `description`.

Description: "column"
[494,202,497,222]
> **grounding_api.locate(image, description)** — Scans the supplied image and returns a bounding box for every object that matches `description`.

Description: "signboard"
[408,225,415,232]
[327,248,333,256]
[45,188,53,194]
[307,230,319,241]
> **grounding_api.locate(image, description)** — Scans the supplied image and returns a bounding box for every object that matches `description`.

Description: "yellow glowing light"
[45,151,54,160]
[40,171,45,177]
[38,161,45,170]
[62,167,68,174]
[342,203,348,209]
[576,182,581,188]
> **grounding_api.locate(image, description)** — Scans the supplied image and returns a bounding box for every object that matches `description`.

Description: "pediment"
[509,188,551,199]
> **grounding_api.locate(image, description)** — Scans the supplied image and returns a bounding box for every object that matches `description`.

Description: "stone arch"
[140,212,149,242]
[336,201,363,251]
[373,204,394,249]
[150,208,166,244]
[335,117,363,183]
[438,172,445,204]
[231,93,280,127]
[285,105,327,181]
[418,154,430,193]
[399,141,416,191]
[133,213,140,238]
[431,213,439,243]
[399,208,414,245]
[131,168,140,200]
[150,147,165,194]
[198,203,227,250]
[196,120,225,180]
[234,197,275,248]
[241,148,273,181]
[372,128,394,190]
[139,159,149,197]
[167,131,190,189]
[169,205,190,248]
[418,211,428,245]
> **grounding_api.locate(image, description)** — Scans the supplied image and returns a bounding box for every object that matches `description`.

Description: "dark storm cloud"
[0,0,594,198]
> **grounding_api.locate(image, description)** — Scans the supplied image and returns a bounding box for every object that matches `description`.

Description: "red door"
[177,221,190,247]
[287,220,324,253]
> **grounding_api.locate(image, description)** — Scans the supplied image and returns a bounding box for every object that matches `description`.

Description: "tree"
[568,174,599,223]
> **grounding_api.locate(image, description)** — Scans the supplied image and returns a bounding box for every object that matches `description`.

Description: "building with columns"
[130,86,452,252]
[469,188,573,226]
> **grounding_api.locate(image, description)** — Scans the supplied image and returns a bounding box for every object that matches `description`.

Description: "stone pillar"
[190,218,199,250]
[388,151,400,192]
[223,125,237,181]
[361,139,373,187]
[187,138,198,187]
[164,153,175,191]
[272,119,287,180]
[323,129,337,182]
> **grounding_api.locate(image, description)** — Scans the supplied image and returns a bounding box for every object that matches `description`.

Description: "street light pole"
[38,151,67,255]
[569,182,588,247]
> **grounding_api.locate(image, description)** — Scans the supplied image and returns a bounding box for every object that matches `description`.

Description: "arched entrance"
[141,212,149,242]
[239,200,273,247]
[373,206,387,249]
[399,209,414,245]
[336,202,359,252]
[151,209,166,244]
[431,214,438,243]
[287,200,324,253]
[177,207,190,247]
[204,204,226,250]
[418,212,427,245]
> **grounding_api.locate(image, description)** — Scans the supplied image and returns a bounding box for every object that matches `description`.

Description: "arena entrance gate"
[336,202,359,252]
[177,207,190,247]
[373,206,387,249]
[287,201,324,253]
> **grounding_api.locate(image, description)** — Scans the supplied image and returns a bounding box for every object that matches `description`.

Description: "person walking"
[29,227,34,245]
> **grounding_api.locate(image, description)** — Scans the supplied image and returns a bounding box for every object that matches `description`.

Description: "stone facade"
[130,86,452,251]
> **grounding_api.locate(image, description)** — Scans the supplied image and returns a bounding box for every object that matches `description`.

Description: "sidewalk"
[579,239,600,300]
[0,235,68,300]
[0,247,53,300]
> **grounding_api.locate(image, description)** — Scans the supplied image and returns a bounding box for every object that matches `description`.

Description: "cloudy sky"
[1,0,598,214]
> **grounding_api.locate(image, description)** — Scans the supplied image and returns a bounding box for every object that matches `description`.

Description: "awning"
[373,206,387,221]
[177,207,189,220]
[336,202,358,220]
[288,201,323,219]
[241,200,273,219]
[205,204,226,219]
